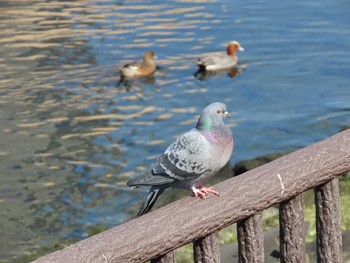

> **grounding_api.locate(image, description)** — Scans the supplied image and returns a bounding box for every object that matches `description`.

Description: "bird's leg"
[191,186,220,198]
[191,186,208,199]
[199,186,220,197]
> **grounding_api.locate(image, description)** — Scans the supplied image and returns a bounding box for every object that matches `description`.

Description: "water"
[0,0,349,261]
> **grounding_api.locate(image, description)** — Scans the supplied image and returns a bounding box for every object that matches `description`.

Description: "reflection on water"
[0,0,349,261]
[194,65,247,81]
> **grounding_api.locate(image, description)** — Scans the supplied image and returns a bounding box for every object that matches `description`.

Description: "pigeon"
[127,102,234,216]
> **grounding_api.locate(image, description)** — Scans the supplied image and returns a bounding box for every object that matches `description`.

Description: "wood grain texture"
[32,130,350,263]
[237,214,264,263]
[279,194,306,263]
[315,178,342,263]
[193,231,220,263]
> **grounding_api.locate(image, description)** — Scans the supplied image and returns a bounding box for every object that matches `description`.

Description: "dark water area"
[0,0,349,261]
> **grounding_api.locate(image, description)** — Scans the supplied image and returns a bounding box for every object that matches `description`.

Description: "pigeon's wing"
[127,171,175,187]
[152,129,211,181]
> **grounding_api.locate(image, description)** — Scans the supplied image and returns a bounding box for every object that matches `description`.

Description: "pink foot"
[200,186,220,197]
[191,186,207,198]
[191,186,220,199]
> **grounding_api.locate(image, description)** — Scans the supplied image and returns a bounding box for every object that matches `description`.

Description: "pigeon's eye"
[216,110,221,114]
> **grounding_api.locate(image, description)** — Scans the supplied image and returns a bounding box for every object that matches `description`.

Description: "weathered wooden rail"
[32,129,350,263]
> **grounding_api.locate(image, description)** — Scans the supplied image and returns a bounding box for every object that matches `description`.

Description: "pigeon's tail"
[137,186,165,216]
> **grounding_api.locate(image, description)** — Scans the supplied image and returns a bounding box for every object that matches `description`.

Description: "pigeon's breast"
[185,132,233,187]
[211,133,233,169]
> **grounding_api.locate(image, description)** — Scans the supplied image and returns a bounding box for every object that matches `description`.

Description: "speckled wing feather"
[152,129,210,180]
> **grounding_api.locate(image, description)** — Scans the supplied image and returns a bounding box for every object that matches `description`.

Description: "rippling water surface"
[0,0,349,261]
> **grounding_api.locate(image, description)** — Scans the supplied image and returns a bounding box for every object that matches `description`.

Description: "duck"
[120,51,156,79]
[196,41,244,71]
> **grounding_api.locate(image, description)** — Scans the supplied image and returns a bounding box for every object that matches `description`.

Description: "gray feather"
[127,171,175,186]
[152,130,209,180]
[137,186,164,216]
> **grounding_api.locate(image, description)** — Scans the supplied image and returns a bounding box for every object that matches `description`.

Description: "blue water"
[0,0,349,260]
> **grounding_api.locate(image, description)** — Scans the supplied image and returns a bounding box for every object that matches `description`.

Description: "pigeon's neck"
[196,115,212,131]
[196,115,228,136]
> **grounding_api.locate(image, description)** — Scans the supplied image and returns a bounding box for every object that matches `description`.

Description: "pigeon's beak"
[223,110,231,117]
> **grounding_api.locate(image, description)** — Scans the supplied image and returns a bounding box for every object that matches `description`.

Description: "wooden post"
[315,178,342,263]
[237,214,264,263]
[193,231,220,263]
[279,194,306,263]
[151,251,176,263]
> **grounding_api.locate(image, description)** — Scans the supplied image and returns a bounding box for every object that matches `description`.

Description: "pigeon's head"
[203,102,230,118]
[196,102,230,130]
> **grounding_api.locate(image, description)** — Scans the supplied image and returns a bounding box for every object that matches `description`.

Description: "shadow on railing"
[32,129,350,263]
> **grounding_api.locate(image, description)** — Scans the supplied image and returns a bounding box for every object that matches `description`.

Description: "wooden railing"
[32,129,350,263]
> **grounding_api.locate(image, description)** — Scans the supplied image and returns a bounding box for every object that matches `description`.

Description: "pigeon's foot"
[191,186,207,198]
[200,186,220,197]
[191,186,220,198]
